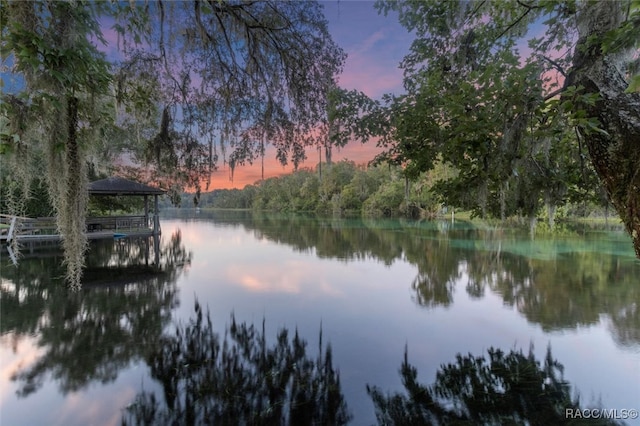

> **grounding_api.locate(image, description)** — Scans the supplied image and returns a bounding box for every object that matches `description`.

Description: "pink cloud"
[338,58,404,99]
[358,29,387,53]
[335,27,407,98]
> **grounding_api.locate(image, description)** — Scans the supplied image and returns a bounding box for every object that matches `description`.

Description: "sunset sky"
[212,1,413,189]
[1,2,413,190]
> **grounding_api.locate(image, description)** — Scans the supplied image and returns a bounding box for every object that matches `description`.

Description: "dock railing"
[1,214,149,242]
[86,215,148,232]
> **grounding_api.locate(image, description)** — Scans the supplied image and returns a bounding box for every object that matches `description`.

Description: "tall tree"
[564,0,640,257]
[373,0,640,257]
[1,1,112,287]
[112,0,346,201]
[1,0,345,286]
[368,346,622,425]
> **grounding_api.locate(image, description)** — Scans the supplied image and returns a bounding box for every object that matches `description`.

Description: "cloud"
[202,2,405,190]
[323,1,411,99]
[0,335,42,406]
[225,261,345,298]
[357,29,387,54]
[226,263,302,294]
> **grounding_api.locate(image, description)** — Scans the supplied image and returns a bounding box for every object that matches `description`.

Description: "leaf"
[625,75,640,93]
[50,70,66,85]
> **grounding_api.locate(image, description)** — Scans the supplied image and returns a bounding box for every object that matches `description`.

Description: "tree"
[1,0,345,286]
[1,1,113,287]
[5,232,190,397]
[372,0,640,257]
[111,1,345,200]
[368,345,623,425]
[122,301,351,426]
[564,1,640,257]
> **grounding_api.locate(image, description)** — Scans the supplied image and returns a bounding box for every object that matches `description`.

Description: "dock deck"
[0,214,158,243]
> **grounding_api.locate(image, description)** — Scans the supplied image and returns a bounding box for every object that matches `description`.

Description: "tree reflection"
[368,346,623,425]
[227,213,640,347]
[1,231,191,397]
[122,301,351,426]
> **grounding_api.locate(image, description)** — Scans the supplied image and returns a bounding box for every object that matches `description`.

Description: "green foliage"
[106,1,346,199]
[200,162,436,218]
[319,160,358,202]
[319,0,630,229]
[600,0,640,54]
[122,301,351,425]
[328,87,386,146]
[368,345,622,425]
[366,0,640,256]
[87,196,143,216]
[1,1,116,287]
[1,0,347,285]
[1,2,111,95]
[363,179,406,217]
[3,232,191,396]
[0,175,54,218]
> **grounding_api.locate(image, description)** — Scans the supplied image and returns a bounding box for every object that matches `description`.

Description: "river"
[1,210,639,425]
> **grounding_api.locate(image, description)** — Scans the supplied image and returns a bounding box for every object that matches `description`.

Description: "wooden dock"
[0,214,158,244]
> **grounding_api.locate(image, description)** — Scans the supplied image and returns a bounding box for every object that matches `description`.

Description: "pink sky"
[210,1,412,189]
[94,2,409,190]
[210,141,385,189]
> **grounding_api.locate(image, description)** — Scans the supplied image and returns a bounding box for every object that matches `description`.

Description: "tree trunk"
[567,1,640,258]
[547,202,556,230]
[59,95,88,287]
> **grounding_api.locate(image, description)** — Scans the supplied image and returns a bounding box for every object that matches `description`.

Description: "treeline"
[195,160,435,217]
[1,158,612,224]
[194,160,612,222]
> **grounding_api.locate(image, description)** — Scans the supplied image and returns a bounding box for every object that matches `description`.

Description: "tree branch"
[541,55,567,77]
[543,87,565,101]
[516,0,545,11]
[494,7,532,41]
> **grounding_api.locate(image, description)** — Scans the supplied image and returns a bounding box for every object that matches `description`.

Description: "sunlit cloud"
[225,260,346,298]
[0,335,43,405]
[226,263,302,294]
[337,27,406,98]
[328,3,409,99]
[92,1,404,191]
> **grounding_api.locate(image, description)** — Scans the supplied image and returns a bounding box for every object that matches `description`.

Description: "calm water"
[1,210,639,425]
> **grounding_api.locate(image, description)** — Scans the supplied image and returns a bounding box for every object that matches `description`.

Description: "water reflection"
[1,231,191,397]
[368,346,624,425]
[2,213,637,424]
[194,212,639,348]
[122,301,351,426]
[122,300,623,425]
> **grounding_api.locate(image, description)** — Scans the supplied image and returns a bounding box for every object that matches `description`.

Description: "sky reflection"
[161,218,640,424]
[1,216,638,425]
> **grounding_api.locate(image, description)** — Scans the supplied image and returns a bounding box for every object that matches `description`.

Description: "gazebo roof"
[88,177,165,196]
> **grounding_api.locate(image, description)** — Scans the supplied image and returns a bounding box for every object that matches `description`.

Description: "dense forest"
[185,159,613,226]
[2,0,639,286]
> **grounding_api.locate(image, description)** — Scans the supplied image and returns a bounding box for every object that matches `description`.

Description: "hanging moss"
[2,1,111,288]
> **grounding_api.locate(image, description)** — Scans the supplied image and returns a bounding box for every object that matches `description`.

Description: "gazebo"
[88,177,165,236]
[1,177,166,265]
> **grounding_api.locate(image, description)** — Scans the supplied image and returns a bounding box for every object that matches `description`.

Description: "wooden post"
[153,194,160,236]
[144,195,149,228]
[153,232,160,266]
